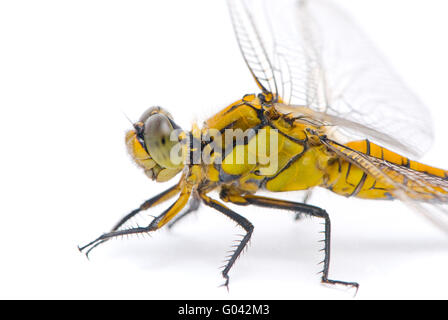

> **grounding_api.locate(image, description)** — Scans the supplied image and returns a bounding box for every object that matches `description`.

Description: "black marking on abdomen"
[349,140,370,197]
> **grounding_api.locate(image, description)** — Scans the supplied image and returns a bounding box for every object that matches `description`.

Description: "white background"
[0,0,447,299]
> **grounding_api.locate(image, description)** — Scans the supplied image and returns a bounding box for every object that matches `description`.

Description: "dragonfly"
[79,0,448,291]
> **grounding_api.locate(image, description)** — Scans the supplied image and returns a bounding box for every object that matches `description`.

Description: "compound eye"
[143,113,180,169]
[139,106,174,123]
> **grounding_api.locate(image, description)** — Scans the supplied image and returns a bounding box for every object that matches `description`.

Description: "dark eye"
[143,114,172,143]
[143,113,181,169]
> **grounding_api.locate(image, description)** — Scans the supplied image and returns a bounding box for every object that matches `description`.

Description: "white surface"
[0,0,447,299]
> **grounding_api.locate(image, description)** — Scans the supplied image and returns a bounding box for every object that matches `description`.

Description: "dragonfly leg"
[228,194,359,291]
[199,193,254,290]
[109,184,181,231]
[167,193,201,229]
[78,185,186,258]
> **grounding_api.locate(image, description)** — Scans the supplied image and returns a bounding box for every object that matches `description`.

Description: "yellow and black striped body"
[323,140,448,200]
[201,95,448,201]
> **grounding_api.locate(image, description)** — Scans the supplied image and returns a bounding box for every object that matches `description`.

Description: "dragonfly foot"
[322,278,359,295]
[219,274,230,292]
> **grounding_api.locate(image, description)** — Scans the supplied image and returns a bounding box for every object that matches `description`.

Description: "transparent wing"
[321,137,448,233]
[274,102,420,156]
[227,0,278,97]
[227,0,434,158]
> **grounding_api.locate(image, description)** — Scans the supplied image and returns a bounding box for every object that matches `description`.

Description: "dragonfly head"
[126,106,184,182]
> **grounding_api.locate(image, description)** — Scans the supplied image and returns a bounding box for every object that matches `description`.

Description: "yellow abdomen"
[325,140,448,200]
[254,137,448,201]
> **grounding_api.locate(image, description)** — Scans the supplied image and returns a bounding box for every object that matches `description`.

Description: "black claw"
[78,244,91,260]
[353,284,360,296]
[219,275,230,292]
